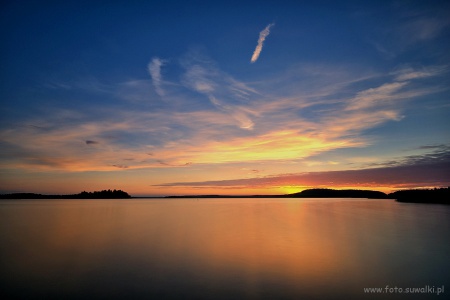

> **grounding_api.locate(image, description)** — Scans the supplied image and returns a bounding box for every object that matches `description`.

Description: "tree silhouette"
[0,189,131,199]
[389,187,449,204]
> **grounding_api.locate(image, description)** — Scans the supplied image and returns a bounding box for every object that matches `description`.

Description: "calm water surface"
[0,198,449,299]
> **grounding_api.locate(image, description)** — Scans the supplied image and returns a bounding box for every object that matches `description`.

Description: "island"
[1,187,449,204]
[285,188,388,199]
[0,189,131,199]
[388,187,449,204]
[164,187,450,204]
[166,189,389,199]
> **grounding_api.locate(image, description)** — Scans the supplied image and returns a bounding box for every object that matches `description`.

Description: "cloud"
[181,51,258,130]
[250,23,275,63]
[399,17,450,44]
[155,147,450,191]
[112,164,129,169]
[1,50,446,177]
[157,160,192,167]
[182,63,216,93]
[41,77,116,96]
[325,65,447,133]
[345,82,408,111]
[392,65,447,81]
[208,96,254,129]
[148,57,166,96]
[373,10,450,57]
[417,144,447,150]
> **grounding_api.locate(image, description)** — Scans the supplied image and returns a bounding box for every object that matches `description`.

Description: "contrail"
[251,23,274,63]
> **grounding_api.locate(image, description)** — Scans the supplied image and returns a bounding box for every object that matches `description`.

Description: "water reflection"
[1,199,449,299]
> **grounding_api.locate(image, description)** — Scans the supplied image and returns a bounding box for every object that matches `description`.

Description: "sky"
[1,0,449,196]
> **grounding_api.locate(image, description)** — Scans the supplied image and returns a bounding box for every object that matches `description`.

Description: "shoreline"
[1,187,449,204]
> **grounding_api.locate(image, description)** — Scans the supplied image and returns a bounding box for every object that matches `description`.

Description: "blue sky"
[1,0,449,195]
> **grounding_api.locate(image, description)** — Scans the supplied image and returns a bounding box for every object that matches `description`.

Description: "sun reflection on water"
[1,199,449,299]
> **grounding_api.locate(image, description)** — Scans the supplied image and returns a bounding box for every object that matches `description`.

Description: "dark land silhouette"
[389,187,449,204]
[0,189,131,199]
[285,188,388,199]
[166,189,389,199]
[1,187,449,204]
[165,187,449,204]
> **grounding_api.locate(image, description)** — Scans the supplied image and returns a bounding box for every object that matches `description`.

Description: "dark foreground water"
[0,198,449,299]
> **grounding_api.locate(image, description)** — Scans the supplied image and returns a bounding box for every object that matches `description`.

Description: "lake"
[0,198,449,299]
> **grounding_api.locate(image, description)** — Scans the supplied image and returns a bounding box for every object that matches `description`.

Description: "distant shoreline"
[1,187,448,204]
[0,189,131,200]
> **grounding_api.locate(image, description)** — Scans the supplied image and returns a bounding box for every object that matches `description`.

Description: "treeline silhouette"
[0,189,131,199]
[166,188,450,204]
[1,188,449,204]
[285,188,449,204]
[389,187,449,204]
[285,188,388,199]
[166,189,388,199]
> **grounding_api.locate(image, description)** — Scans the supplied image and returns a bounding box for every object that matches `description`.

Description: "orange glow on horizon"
[0,127,366,172]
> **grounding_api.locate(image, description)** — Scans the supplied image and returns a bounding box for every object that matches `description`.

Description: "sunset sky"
[1,1,449,196]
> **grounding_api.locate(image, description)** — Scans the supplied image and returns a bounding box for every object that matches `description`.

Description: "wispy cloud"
[155,147,450,191]
[42,77,114,94]
[208,96,255,129]
[148,57,166,96]
[392,65,447,81]
[399,17,450,44]
[181,50,258,129]
[370,8,450,57]
[250,23,275,63]
[1,50,446,180]
[345,82,408,111]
